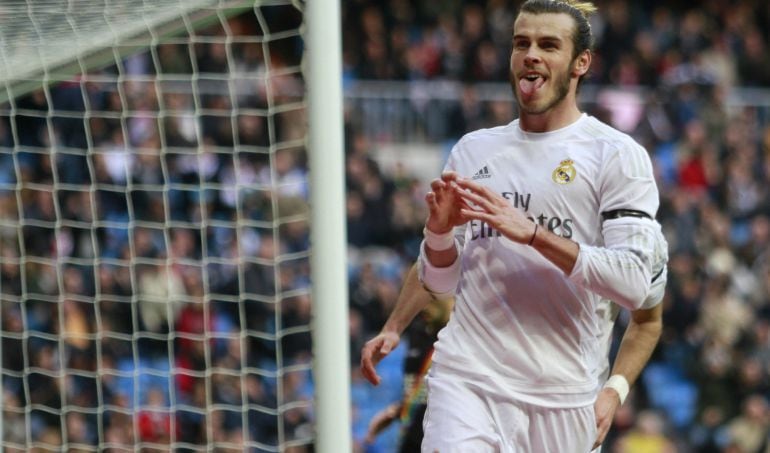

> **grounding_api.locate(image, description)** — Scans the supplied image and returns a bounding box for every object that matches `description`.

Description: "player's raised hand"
[425,171,472,235]
[360,331,400,386]
[453,177,535,244]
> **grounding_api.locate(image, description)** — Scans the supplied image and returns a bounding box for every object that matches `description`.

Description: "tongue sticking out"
[519,77,545,97]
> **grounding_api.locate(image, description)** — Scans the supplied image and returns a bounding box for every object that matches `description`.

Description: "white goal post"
[305,0,351,452]
[0,0,349,451]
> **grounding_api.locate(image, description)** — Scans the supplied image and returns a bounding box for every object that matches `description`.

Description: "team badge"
[552,159,576,184]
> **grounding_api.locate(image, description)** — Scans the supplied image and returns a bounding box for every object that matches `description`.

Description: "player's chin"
[513,93,534,111]
[518,100,551,115]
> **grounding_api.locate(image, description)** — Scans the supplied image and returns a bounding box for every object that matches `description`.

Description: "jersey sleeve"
[640,222,668,309]
[569,217,658,310]
[569,141,666,310]
[598,141,659,218]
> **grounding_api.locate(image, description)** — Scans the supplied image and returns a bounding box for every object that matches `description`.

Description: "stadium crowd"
[0,0,770,451]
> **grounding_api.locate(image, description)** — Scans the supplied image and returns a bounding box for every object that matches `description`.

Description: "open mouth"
[519,73,546,96]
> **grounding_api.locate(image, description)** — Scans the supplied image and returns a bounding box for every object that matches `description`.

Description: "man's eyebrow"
[512,34,564,42]
[539,35,564,43]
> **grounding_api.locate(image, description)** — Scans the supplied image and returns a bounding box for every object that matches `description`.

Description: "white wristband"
[603,375,630,405]
[423,227,455,251]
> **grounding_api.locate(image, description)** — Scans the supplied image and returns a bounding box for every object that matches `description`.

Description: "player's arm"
[360,264,433,386]
[571,143,661,310]
[365,402,402,444]
[594,224,668,448]
[563,216,660,310]
[593,303,663,448]
[361,170,468,386]
[416,171,472,301]
[609,304,663,390]
[454,176,657,309]
[453,142,660,310]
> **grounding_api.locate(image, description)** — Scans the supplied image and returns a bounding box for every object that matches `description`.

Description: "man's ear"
[573,51,592,77]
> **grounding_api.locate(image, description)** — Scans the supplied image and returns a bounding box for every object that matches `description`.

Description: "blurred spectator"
[614,410,677,453]
[736,28,770,87]
[689,406,727,453]
[722,394,770,453]
[137,387,172,447]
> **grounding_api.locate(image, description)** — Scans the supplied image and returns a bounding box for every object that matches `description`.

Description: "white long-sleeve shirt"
[423,114,662,408]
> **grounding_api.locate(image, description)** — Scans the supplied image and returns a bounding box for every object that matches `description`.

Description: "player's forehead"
[512,12,575,43]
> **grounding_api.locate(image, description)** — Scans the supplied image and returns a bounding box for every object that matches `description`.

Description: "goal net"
[0,0,318,451]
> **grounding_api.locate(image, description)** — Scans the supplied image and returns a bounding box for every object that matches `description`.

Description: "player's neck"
[518,96,583,133]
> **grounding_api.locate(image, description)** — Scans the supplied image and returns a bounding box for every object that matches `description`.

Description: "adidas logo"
[472,166,491,179]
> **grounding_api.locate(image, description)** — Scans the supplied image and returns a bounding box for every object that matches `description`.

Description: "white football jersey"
[431,114,660,408]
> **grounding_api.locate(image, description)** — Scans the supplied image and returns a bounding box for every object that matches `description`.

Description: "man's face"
[510,12,582,115]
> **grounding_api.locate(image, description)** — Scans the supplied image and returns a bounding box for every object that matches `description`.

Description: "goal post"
[305,0,351,452]
[0,0,349,451]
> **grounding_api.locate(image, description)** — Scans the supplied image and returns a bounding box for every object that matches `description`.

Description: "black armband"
[601,209,652,221]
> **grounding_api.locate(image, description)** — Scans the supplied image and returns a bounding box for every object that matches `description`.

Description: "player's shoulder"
[582,116,655,180]
[444,123,516,175]
[581,115,646,154]
[452,122,516,153]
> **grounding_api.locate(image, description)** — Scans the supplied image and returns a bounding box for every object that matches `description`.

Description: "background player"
[363,267,452,451]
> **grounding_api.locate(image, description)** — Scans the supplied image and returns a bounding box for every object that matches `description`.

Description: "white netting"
[0,1,313,451]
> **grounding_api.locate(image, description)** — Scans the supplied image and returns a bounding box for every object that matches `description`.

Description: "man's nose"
[524,49,542,65]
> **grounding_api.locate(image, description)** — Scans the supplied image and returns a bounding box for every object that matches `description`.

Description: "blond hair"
[562,0,598,18]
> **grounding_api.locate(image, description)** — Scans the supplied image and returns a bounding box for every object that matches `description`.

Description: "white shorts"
[422,370,599,453]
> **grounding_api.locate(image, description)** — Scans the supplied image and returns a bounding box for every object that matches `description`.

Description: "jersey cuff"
[567,246,586,285]
[417,240,461,300]
[640,264,667,309]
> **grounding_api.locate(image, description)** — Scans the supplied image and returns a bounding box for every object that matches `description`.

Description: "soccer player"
[363,269,453,452]
[360,0,668,451]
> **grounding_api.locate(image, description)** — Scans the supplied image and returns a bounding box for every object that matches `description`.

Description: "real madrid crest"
[552,159,576,185]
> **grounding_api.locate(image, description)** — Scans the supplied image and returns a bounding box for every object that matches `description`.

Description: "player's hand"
[452,177,534,243]
[593,387,621,449]
[360,331,400,386]
[425,171,472,235]
[365,402,401,444]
